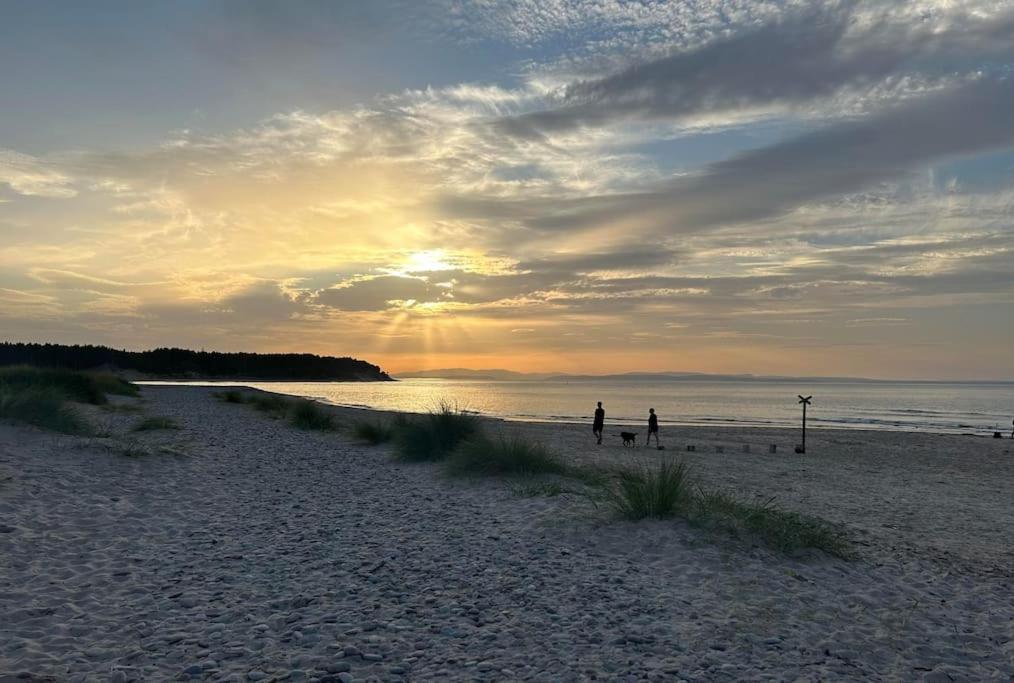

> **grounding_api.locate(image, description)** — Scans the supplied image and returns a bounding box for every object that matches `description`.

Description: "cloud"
[499,2,1014,136]
[315,275,446,312]
[28,268,166,290]
[0,150,77,198]
[476,76,1014,239]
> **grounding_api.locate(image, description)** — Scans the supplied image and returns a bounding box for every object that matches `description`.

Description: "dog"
[618,431,638,447]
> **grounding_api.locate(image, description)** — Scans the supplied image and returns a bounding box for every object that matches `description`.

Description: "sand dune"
[1,385,1012,681]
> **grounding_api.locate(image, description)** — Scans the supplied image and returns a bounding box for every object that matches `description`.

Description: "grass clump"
[0,366,136,405]
[351,418,399,444]
[509,481,569,498]
[214,389,337,431]
[288,399,337,431]
[87,373,139,398]
[595,457,852,558]
[447,433,567,477]
[600,458,694,520]
[133,416,180,431]
[248,393,291,414]
[0,386,92,435]
[0,365,138,435]
[692,490,852,558]
[394,403,480,462]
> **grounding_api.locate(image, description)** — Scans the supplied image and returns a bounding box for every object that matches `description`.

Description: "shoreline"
[2,384,1012,680]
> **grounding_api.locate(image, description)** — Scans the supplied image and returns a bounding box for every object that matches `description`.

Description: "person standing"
[646,408,660,447]
[593,401,605,445]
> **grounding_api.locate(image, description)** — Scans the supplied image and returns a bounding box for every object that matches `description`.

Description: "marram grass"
[597,457,852,558]
[447,433,567,477]
[393,403,480,462]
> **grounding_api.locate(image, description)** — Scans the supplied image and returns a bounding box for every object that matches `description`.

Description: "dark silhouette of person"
[646,408,659,447]
[593,402,605,445]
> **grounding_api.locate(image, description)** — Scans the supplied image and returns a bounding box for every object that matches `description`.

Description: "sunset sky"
[2,1,1013,379]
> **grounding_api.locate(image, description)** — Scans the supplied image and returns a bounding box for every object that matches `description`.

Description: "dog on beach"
[618,431,638,447]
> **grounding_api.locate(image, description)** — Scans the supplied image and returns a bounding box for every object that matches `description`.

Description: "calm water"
[146,378,1014,435]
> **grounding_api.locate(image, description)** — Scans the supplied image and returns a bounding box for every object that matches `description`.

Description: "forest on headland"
[0,342,392,381]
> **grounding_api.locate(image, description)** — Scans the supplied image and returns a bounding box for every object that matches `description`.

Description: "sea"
[144,378,1014,436]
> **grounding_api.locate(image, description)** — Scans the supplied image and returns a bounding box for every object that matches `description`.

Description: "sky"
[2,0,1013,379]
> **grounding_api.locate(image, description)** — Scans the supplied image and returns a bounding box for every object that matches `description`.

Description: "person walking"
[646,408,660,448]
[593,401,605,445]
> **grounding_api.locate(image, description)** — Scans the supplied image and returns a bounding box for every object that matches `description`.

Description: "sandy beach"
[2,385,1013,682]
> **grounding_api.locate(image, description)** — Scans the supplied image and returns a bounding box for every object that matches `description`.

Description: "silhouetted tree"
[0,342,392,381]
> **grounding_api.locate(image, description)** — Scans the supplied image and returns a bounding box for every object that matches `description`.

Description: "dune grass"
[351,417,403,445]
[597,457,851,558]
[690,489,853,558]
[288,399,338,431]
[133,416,180,431]
[393,403,480,462]
[508,480,570,497]
[0,366,136,405]
[0,386,92,435]
[247,393,292,415]
[600,458,694,520]
[0,366,140,435]
[447,433,567,477]
[214,390,337,431]
[87,372,139,398]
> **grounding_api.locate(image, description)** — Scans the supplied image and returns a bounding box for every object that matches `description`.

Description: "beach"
[2,385,1013,681]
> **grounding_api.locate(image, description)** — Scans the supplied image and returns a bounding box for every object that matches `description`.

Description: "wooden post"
[797,395,812,454]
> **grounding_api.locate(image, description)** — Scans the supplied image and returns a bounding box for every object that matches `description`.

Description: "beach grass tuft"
[0,366,139,435]
[691,489,852,558]
[600,458,694,520]
[393,403,480,462]
[0,366,136,405]
[593,457,852,557]
[288,399,338,431]
[87,372,139,398]
[133,416,180,431]
[351,418,400,444]
[508,480,569,497]
[214,389,337,431]
[447,433,567,477]
[0,386,92,435]
[248,394,291,415]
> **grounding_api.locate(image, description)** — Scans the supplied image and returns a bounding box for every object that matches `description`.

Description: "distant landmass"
[396,368,1013,384]
[395,368,544,381]
[0,342,393,381]
[397,368,786,381]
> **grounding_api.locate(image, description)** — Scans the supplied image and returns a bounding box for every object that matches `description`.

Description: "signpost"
[796,395,812,454]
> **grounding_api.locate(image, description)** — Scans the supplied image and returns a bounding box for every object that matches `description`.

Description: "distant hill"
[393,368,1011,383]
[395,368,546,380]
[0,342,393,381]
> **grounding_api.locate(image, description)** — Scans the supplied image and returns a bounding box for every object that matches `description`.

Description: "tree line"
[0,342,392,381]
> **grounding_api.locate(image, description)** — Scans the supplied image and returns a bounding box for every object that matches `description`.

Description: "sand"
[1,385,1012,682]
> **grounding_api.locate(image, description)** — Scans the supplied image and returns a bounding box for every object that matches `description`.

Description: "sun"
[403,249,454,273]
